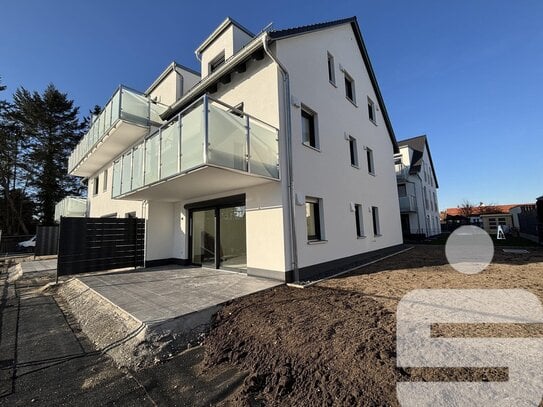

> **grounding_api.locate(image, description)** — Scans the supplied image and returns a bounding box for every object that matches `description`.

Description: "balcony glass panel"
[120,88,149,125]
[150,102,167,124]
[112,160,122,197]
[160,121,179,179]
[104,100,112,132]
[132,144,144,190]
[121,153,132,194]
[207,104,247,171]
[180,103,204,172]
[248,119,279,179]
[110,90,120,124]
[144,133,159,184]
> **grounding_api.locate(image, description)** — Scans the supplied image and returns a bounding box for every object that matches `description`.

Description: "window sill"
[307,239,327,245]
[368,171,376,177]
[302,143,321,153]
[346,97,357,107]
[351,164,359,169]
[373,234,382,237]
[369,119,377,126]
[329,80,337,88]
[357,235,367,239]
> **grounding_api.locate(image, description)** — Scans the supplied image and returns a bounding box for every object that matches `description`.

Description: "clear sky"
[1,0,542,209]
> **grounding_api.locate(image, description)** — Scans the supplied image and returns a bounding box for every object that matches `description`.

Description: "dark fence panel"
[35,225,59,256]
[57,217,145,276]
[0,234,35,254]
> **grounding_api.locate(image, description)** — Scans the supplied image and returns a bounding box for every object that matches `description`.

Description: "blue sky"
[1,0,542,209]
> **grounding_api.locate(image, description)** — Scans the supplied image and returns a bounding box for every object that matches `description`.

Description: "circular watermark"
[445,225,494,274]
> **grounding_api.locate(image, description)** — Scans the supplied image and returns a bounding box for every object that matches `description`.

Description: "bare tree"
[459,199,475,217]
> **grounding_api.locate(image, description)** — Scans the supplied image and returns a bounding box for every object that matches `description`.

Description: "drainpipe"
[262,34,299,282]
[142,200,148,267]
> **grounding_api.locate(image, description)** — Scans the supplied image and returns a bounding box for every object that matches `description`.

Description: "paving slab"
[77,266,281,326]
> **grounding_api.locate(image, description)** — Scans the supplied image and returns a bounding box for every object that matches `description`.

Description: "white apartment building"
[395,135,441,237]
[67,16,403,282]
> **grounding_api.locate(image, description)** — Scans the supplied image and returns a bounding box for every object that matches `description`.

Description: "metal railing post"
[158,129,162,180]
[245,115,251,173]
[203,94,209,164]
[177,113,182,173]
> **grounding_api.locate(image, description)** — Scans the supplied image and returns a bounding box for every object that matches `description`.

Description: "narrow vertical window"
[301,107,317,148]
[306,197,322,241]
[366,147,375,174]
[327,52,335,84]
[349,136,358,167]
[103,169,108,192]
[93,176,99,195]
[371,206,380,236]
[355,204,364,237]
[344,72,356,104]
[367,97,376,123]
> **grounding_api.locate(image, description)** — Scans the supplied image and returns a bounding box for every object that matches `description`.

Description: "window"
[355,204,365,237]
[398,184,407,197]
[301,107,318,148]
[125,212,137,219]
[366,147,375,174]
[209,52,225,74]
[327,52,335,84]
[306,197,322,241]
[367,97,376,123]
[348,136,358,167]
[344,73,356,104]
[103,169,108,192]
[93,176,99,195]
[371,206,381,236]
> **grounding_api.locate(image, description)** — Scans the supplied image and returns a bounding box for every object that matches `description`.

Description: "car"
[17,236,36,251]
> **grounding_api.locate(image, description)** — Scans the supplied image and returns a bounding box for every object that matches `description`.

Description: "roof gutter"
[261,34,299,283]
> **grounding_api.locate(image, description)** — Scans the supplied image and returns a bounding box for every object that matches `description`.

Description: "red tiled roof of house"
[444,204,531,217]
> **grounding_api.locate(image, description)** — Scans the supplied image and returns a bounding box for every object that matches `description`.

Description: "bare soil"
[203,245,543,406]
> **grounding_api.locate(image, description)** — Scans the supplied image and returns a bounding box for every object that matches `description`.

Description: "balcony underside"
[114,165,277,202]
[70,121,148,177]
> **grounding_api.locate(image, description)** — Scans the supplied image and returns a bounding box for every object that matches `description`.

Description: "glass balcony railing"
[68,86,166,173]
[111,95,279,198]
[399,195,417,212]
[395,163,410,180]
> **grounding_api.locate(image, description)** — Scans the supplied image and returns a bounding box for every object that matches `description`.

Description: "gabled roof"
[195,17,254,56]
[269,16,398,153]
[145,62,200,96]
[398,135,439,188]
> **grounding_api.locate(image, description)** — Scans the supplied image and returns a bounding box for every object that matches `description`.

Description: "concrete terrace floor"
[76,266,282,326]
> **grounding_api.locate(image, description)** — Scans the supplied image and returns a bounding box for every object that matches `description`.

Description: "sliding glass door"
[191,209,216,268]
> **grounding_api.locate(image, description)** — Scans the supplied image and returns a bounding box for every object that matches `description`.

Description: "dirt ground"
[203,245,543,406]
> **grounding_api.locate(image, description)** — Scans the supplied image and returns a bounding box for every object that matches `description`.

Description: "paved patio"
[76,266,282,326]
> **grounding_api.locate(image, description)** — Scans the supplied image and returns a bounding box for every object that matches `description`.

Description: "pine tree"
[11,84,85,225]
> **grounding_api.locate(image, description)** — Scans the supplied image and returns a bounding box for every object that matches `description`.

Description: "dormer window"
[209,52,226,74]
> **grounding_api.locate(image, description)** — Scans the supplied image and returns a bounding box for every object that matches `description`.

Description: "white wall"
[276,24,403,269]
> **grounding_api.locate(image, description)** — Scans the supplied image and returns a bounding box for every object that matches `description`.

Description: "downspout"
[262,34,299,282]
[142,200,148,267]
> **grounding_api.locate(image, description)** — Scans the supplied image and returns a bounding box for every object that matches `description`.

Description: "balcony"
[68,86,167,177]
[399,195,417,212]
[111,95,279,201]
[395,164,410,181]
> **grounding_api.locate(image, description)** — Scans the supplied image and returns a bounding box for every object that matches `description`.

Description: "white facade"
[395,136,441,237]
[67,17,404,282]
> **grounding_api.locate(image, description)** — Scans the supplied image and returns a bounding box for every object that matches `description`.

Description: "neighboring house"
[510,201,542,243]
[54,196,87,222]
[480,213,513,235]
[65,16,403,282]
[394,135,440,237]
[442,204,532,233]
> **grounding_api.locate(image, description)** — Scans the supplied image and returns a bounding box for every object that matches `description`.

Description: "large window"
[327,52,335,85]
[371,206,380,236]
[367,97,376,124]
[344,72,356,104]
[301,107,318,148]
[349,136,358,167]
[306,197,322,241]
[366,147,375,175]
[355,204,365,237]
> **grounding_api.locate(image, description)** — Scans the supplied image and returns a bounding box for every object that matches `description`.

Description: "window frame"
[93,176,99,196]
[208,52,226,74]
[301,105,319,149]
[355,204,365,238]
[306,197,323,242]
[366,147,375,175]
[344,71,356,105]
[371,206,381,236]
[348,136,359,167]
[327,52,336,85]
[103,169,108,192]
[367,97,376,124]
